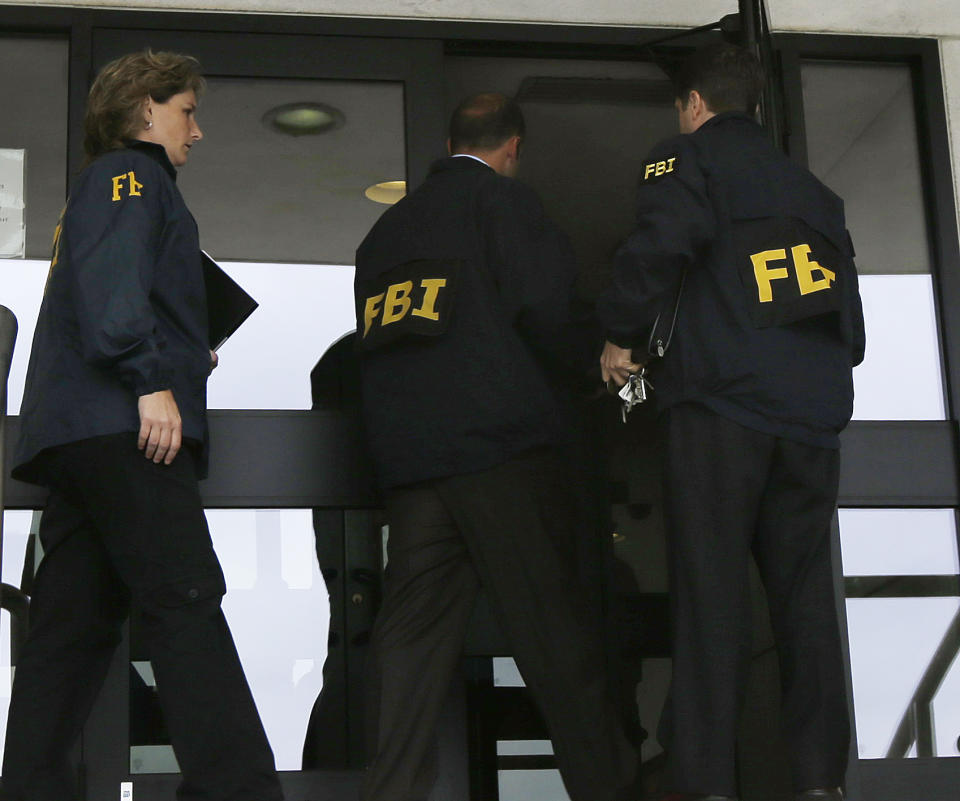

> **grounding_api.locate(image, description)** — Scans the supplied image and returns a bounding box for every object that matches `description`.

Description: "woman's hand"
[138,389,182,464]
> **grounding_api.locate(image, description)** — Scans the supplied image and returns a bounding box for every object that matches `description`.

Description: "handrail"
[885,607,960,757]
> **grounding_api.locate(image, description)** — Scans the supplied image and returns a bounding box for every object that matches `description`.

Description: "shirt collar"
[450,153,492,169]
[429,155,495,176]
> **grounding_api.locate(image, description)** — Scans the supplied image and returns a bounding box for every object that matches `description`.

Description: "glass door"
[76,26,444,801]
[779,35,960,801]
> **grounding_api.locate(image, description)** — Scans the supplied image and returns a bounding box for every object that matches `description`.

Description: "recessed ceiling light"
[262,103,344,136]
[364,181,407,205]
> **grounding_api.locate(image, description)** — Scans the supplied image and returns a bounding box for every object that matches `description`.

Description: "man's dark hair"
[674,42,763,114]
[449,92,525,153]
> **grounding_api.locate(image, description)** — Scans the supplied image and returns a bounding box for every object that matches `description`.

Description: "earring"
[145,120,153,130]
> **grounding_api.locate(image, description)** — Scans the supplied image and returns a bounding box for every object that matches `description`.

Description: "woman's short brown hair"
[84,49,205,162]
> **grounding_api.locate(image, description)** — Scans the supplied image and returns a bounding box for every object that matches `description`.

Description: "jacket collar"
[697,110,762,133]
[429,155,495,176]
[125,139,178,181]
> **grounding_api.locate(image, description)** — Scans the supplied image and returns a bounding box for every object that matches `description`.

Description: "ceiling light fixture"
[262,102,344,136]
[364,181,407,205]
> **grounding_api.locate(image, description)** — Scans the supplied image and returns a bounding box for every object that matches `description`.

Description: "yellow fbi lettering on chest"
[111,171,144,202]
[363,278,448,338]
[750,244,835,302]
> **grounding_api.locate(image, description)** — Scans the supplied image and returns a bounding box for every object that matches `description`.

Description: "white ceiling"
[5,0,960,37]
[178,77,405,264]
[803,62,931,274]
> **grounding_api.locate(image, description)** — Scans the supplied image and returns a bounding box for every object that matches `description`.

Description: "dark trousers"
[659,404,850,796]
[361,449,636,801]
[1,433,283,801]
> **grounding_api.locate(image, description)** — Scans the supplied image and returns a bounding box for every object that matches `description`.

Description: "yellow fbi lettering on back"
[643,157,677,181]
[45,207,67,292]
[49,217,64,272]
[363,278,448,337]
[111,171,144,202]
[751,244,836,302]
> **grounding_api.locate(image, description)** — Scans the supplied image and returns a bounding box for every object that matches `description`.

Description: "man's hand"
[138,390,182,465]
[209,350,219,374]
[600,340,644,387]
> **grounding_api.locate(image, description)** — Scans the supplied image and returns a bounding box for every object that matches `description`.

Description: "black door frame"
[3,7,960,801]
[775,32,960,801]
[87,23,447,801]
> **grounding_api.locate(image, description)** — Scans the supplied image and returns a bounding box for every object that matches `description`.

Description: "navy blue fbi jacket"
[598,112,866,448]
[14,141,212,483]
[355,156,585,489]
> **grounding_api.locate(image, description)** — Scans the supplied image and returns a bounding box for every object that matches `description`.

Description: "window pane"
[802,61,946,420]
[0,37,68,259]
[0,257,358,413]
[178,78,405,265]
[852,274,946,420]
[840,509,959,576]
[802,62,931,275]
[129,509,330,773]
[838,509,960,759]
[499,769,569,801]
[0,259,47,416]
[206,261,355,410]
[845,598,960,759]
[0,511,39,769]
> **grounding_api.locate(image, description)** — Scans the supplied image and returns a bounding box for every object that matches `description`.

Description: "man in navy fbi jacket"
[354,92,636,801]
[599,44,865,801]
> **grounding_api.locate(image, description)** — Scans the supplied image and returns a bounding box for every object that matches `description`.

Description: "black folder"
[201,251,259,350]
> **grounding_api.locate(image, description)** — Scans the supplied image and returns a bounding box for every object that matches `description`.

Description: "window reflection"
[178,77,404,265]
[0,37,68,259]
[838,509,960,759]
[207,262,356,410]
[801,61,946,421]
[129,509,329,773]
[802,62,931,276]
[853,274,945,420]
[0,511,39,769]
[0,259,49,416]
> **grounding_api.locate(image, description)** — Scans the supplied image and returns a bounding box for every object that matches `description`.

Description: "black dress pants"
[1,433,283,801]
[659,403,850,796]
[360,449,636,801]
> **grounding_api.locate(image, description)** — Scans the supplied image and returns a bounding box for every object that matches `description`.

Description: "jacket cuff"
[605,330,644,350]
[131,361,174,397]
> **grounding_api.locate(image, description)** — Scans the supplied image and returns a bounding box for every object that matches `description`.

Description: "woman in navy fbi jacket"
[2,51,283,801]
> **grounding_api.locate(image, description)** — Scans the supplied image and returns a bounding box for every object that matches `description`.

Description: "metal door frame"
[2,7,960,800]
[775,32,960,801]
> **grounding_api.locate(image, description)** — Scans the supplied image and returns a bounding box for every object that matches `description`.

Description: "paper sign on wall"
[0,148,26,258]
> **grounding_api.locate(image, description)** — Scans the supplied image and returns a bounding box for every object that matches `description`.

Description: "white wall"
[0,1,958,36]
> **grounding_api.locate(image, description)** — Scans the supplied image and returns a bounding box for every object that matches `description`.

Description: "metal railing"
[886,607,960,757]
[0,304,18,575]
[0,304,28,663]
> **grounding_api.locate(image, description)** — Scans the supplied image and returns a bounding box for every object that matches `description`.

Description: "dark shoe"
[796,790,843,801]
